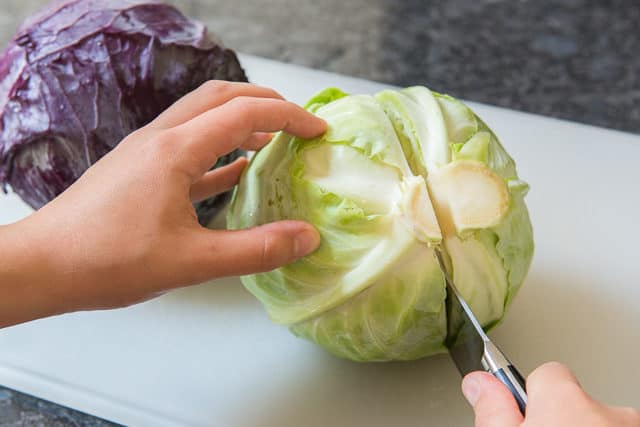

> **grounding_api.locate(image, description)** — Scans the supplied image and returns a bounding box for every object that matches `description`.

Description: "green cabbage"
[228,87,533,362]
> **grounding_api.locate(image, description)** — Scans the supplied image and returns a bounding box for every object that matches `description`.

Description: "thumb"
[462,371,524,427]
[197,220,320,278]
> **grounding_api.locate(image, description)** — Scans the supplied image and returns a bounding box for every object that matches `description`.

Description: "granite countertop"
[1,0,638,426]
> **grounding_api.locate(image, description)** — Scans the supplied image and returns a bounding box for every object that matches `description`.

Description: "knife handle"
[494,365,527,415]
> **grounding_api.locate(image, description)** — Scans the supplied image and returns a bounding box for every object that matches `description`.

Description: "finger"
[462,372,524,427]
[527,362,590,405]
[192,221,320,278]
[190,157,248,203]
[524,362,605,426]
[174,97,326,176]
[242,132,274,151]
[526,361,582,398]
[151,81,284,129]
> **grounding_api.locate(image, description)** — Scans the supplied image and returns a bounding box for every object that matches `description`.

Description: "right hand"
[462,361,640,426]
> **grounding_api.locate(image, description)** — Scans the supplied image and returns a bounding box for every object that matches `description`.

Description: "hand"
[462,361,640,426]
[0,81,326,327]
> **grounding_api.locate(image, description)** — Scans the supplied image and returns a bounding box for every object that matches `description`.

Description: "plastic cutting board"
[1,54,639,426]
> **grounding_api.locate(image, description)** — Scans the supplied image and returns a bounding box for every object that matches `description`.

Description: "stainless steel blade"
[435,248,489,375]
[435,248,528,412]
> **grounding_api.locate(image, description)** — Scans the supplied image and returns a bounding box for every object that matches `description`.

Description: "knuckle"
[540,360,565,373]
[199,80,230,97]
[225,96,259,119]
[154,128,182,150]
[259,230,287,271]
[527,361,565,383]
[149,129,190,166]
[227,95,255,109]
[525,367,541,387]
[259,233,275,271]
[544,360,565,369]
[261,86,282,99]
[282,99,301,111]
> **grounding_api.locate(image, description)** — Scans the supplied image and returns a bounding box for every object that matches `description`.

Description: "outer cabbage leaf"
[290,244,447,361]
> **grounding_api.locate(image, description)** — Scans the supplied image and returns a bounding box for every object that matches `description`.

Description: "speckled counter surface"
[0,0,638,425]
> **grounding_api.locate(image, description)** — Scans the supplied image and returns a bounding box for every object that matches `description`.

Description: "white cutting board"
[1,54,639,426]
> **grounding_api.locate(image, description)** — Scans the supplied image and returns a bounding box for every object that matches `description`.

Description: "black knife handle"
[494,365,527,415]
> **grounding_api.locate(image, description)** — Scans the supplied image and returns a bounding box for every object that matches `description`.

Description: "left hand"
[0,81,326,326]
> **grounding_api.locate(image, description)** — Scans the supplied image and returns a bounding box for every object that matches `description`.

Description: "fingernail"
[462,375,481,406]
[294,228,320,257]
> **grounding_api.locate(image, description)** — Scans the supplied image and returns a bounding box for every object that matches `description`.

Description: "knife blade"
[434,248,528,415]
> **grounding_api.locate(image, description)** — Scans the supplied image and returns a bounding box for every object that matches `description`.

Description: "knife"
[435,248,528,415]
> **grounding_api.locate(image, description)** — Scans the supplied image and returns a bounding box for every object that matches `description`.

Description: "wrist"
[0,215,68,327]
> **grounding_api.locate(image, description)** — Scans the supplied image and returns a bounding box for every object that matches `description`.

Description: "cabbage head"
[0,0,247,225]
[228,87,533,362]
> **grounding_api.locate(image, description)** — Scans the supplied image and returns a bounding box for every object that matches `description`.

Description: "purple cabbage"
[0,0,248,225]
